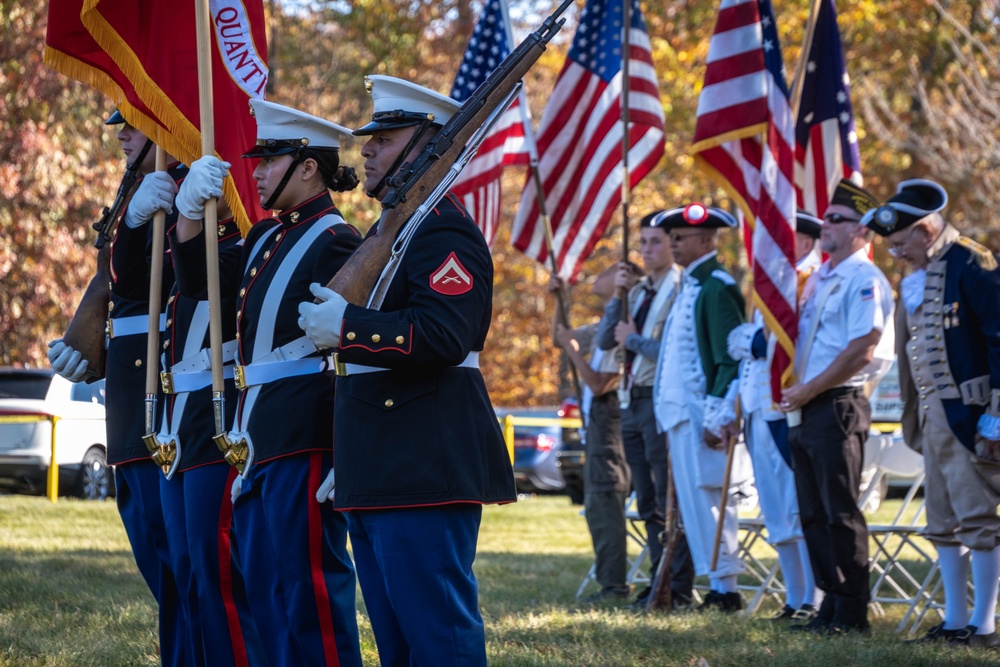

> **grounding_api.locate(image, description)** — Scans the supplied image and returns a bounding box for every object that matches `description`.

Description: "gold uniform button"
[163,340,170,350]
[167,295,175,305]
[372,334,381,343]
[346,332,356,341]
[108,301,115,312]
[263,251,271,260]
[236,310,242,319]
[396,336,404,344]
[236,332,241,340]
[250,267,257,277]
[384,399,394,408]
[275,232,283,242]
[239,287,246,298]
[134,359,142,367]
[217,224,226,237]
[166,318,172,327]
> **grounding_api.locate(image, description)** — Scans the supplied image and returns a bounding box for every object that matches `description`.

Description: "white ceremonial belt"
[329,351,480,377]
[234,357,327,390]
[107,314,166,339]
[170,340,239,374]
[250,335,317,365]
[161,366,236,394]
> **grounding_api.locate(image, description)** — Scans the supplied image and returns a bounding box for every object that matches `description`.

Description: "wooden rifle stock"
[327,0,573,306]
[646,455,679,612]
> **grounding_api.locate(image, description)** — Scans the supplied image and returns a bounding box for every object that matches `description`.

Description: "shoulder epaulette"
[957,236,998,271]
[710,269,736,286]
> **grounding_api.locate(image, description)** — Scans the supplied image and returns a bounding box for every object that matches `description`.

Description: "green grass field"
[0,493,997,666]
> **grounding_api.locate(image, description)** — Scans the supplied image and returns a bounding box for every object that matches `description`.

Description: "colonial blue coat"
[333,194,516,509]
[897,226,1000,452]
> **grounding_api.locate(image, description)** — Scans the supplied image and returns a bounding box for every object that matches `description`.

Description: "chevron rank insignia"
[430,252,473,296]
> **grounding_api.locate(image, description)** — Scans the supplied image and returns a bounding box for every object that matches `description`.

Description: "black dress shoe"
[768,605,796,621]
[907,622,965,644]
[949,625,1000,648]
[697,590,743,613]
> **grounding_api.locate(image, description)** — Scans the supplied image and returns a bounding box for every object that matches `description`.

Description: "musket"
[92,138,152,249]
[646,454,679,612]
[326,0,575,306]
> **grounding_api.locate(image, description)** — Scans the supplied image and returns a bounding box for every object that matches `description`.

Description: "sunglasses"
[823,213,861,224]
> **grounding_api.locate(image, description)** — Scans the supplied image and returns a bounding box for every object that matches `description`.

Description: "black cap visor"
[352,110,435,136]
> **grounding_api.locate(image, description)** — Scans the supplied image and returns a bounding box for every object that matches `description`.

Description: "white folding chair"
[862,428,937,632]
[575,491,650,598]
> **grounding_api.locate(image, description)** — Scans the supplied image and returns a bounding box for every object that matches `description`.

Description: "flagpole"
[194,0,227,439]
[789,0,823,119]
[500,0,585,422]
[141,148,171,473]
[617,0,632,403]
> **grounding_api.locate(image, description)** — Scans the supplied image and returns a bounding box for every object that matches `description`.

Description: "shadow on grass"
[474,551,974,667]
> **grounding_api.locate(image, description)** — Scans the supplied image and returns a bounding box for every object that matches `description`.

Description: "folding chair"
[575,491,650,598]
[862,428,937,633]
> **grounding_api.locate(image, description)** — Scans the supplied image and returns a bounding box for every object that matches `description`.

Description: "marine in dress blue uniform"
[48,110,195,665]
[865,179,1000,647]
[297,75,517,667]
[158,207,264,667]
[173,100,364,667]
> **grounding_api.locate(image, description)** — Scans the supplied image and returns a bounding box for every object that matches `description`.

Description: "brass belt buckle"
[106,319,114,339]
[160,371,174,394]
[330,352,348,377]
[234,365,247,390]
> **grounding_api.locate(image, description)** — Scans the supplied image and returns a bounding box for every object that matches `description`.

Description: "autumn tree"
[0,0,121,367]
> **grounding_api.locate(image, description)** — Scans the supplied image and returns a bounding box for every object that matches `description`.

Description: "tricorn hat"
[830,178,879,217]
[650,203,739,230]
[861,179,948,236]
[353,75,461,136]
[795,210,823,239]
[242,99,352,158]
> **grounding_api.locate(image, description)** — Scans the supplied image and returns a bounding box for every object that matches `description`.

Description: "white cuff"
[703,393,736,439]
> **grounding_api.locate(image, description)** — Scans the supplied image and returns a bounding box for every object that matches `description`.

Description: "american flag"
[692,0,798,396]
[793,0,862,216]
[449,0,530,247]
[510,0,665,282]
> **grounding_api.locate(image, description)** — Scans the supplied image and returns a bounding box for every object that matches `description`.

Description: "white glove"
[123,172,177,228]
[47,339,89,382]
[726,323,761,362]
[298,283,348,350]
[703,382,739,439]
[315,469,336,503]
[230,475,242,504]
[176,156,230,220]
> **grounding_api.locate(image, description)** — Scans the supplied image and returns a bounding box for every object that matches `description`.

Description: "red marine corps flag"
[44,0,268,234]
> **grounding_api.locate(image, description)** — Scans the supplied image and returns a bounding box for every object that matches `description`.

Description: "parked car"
[496,401,581,499]
[0,368,113,500]
[553,399,585,505]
